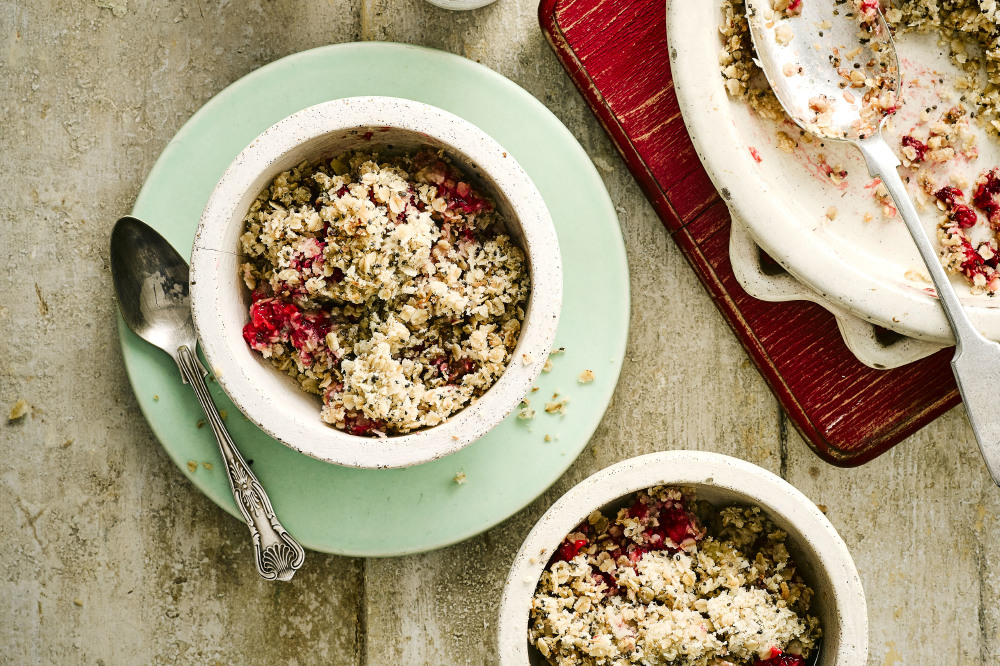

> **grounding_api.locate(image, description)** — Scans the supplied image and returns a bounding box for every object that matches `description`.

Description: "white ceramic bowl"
[498,451,868,665]
[189,96,562,469]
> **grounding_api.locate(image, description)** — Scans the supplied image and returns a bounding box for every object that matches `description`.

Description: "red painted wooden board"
[539,0,961,465]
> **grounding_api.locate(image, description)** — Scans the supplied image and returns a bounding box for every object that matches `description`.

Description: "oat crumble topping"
[529,487,821,666]
[239,150,529,436]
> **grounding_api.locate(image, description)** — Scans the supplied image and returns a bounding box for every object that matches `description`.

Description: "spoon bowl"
[745,0,899,141]
[110,217,196,354]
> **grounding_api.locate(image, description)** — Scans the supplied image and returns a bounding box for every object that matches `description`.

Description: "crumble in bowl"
[529,486,821,666]
[239,150,530,437]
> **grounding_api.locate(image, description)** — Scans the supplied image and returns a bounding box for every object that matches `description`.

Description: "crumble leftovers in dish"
[529,486,821,666]
[722,0,1000,137]
[239,150,529,436]
[720,0,1000,294]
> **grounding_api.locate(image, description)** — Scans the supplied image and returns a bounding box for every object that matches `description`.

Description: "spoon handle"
[175,344,306,580]
[859,135,1000,486]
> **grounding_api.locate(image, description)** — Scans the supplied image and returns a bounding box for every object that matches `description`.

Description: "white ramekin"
[190,96,562,469]
[498,450,867,665]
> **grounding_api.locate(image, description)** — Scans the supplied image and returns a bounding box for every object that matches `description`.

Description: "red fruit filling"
[550,494,703,595]
[785,0,802,15]
[755,652,807,666]
[556,538,590,562]
[857,0,880,16]
[430,355,477,384]
[414,153,493,216]
[947,233,999,287]
[242,297,331,365]
[342,411,386,437]
[901,135,927,163]
[974,169,1000,226]
[935,186,978,229]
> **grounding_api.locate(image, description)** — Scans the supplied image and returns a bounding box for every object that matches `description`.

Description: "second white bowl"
[498,451,868,665]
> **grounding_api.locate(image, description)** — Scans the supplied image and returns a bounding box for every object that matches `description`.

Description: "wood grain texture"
[2,1,999,665]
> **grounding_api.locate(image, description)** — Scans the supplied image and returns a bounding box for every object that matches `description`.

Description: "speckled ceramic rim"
[190,96,562,469]
[498,451,868,665]
[667,0,1000,344]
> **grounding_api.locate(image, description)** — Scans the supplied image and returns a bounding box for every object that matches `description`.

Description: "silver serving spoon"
[110,215,305,579]
[746,0,1000,486]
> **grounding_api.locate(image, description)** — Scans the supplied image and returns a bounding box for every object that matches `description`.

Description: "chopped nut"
[8,399,29,421]
[453,471,466,485]
[544,397,570,414]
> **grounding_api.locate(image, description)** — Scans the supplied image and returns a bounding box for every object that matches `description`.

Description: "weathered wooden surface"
[0,1,997,664]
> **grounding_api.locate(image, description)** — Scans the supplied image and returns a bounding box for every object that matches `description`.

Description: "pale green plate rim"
[119,41,630,557]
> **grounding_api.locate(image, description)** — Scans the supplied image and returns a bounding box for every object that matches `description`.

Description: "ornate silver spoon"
[110,215,305,579]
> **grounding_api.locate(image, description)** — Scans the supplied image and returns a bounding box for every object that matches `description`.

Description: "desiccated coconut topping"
[529,486,821,666]
[239,150,529,436]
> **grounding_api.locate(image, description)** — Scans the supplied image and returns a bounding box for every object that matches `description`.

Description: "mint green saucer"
[120,42,630,556]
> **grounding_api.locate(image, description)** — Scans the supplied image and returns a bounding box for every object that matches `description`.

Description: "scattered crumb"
[517,406,536,420]
[544,434,553,442]
[8,399,29,422]
[153,395,159,401]
[551,347,566,355]
[577,369,595,384]
[202,462,213,470]
[826,206,838,220]
[451,435,460,440]
[62,439,74,448]
[73,599,83,607]
[531,386,540,392]
[544,396,570,415]
[542,359,553,373]
[219,410,228,419]
[521,352,535,366]
[775,131,798,153]
[774,22,794,46]
[453,471,467,485]
[187,461,198,473]
[196,419,205,429]
[816,504,828,514]
[782,62,802,77]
